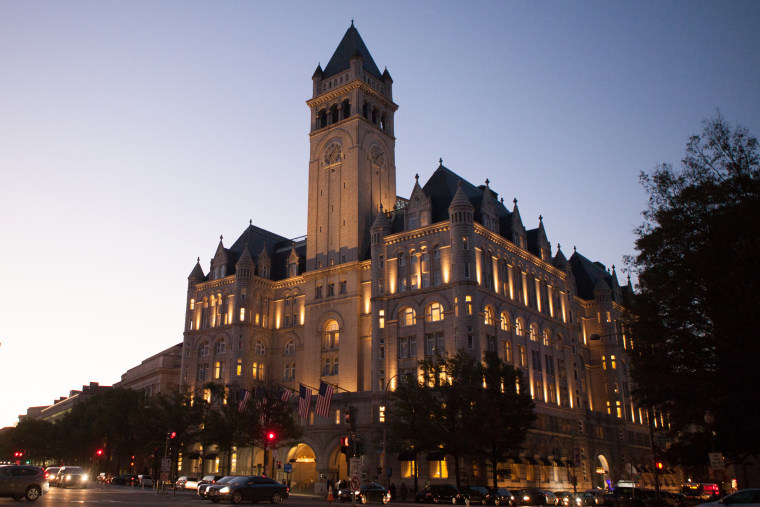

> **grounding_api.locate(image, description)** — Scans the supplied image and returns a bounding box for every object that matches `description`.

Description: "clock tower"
[305,22,397,270]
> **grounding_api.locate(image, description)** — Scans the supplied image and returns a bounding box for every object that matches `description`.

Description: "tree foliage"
[628,113,760,465]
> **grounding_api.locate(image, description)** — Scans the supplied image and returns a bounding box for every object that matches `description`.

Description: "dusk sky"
[1,1,758,428]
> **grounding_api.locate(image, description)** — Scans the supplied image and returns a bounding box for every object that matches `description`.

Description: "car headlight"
[82,475,88,481]
[524,496,531,501]
[219,487,230,494]
[66,475,72,480]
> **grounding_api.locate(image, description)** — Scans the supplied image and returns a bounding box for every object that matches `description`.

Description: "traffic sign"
[161,458,171,472]
[350,477,361,492]
[350,457,361,477]
[709,452,725,470]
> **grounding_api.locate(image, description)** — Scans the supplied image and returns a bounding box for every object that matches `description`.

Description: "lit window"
[429,457,448,478]
[236,359,242,376]
[214,361,223,379]
[484,306,495,326]
[400,307,416,327]
[379,405,386,423]
[611,355,617,369]
[530,324,539,342]
[426,302,444,322]
[190,299,195,310]
[379,310,385,329]
[500,312,510,331]
[465,296,472,315]
[323,320,340,350]
[240,308,246,321]
[515,320,525,337]
[255,340,265,355]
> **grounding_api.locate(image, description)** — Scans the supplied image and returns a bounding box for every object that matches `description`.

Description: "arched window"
[500,311,511,331]
[214,340,226,355]
[543,329,552,347]
[323,320,340,350]
[255,340,265,355]
[515,319,525,337]
[484,305,496,326]
[530,323,539,342]
[284,340,295,355]
[318,109,327,129]
[199,342,209,357]
[341,99,351,119]
[399,307,416,327]
[426,302,444,322]
[330,104,339,124]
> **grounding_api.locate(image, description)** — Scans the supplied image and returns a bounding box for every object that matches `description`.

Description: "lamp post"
[380,374,400,488]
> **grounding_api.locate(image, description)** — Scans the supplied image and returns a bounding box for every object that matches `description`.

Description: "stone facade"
[179,24,675,493]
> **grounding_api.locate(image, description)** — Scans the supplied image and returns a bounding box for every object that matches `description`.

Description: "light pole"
[380,374,400,488]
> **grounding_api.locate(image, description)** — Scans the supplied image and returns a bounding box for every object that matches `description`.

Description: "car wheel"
[231,491,243,504]
[271,491,282,504]
[25,486,42,502]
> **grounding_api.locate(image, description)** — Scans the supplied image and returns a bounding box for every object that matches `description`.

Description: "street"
[5,485,332,506]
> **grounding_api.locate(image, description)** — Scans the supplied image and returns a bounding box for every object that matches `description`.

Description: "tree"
[385,374,440,493]
[474,351,535,491]
[627,113,760,467]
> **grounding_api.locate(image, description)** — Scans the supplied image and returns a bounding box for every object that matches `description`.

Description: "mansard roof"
[215,223,305,281]
[322,22,383,80]
[568,251,620,302]
[420,163,511,228]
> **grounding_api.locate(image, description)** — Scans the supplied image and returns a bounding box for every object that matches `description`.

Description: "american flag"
[298,384,312,419]
[277,386,291,402]
[315,380,334,418]
[238,389,251,412]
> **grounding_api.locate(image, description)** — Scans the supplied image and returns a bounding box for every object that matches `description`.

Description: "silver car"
[0,465,50,502]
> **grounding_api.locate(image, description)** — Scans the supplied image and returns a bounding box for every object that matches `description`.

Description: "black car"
[515,488,552,506]
[488,488,516,506]
[57,466,88,488]
[0,465,49,502]
[456,485,490,504]
[110,473,139,486]
[415,484,459,503]
[337,482,391,504]
[199,476,235,499]
[207,475,288,504]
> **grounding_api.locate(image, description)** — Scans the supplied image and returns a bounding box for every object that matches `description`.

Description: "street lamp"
[380,374,401,487]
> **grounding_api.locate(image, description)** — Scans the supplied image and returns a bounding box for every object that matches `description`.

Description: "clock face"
[323,142,342,165]
[369,144,385,169]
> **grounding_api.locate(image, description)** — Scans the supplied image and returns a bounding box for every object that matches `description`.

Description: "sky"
[1,1,758,429]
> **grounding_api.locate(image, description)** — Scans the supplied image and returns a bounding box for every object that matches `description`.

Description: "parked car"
[0,464,50,502]
[515,488,554,506]
[543,490,559,505]
[176,475,199,490]
[57,466,88,488]
[556,492,575,506]
[455,485,490,504]
[44,467,61,487]
[337,482,390,504]
[111,473,139,486]
[137,474,153,487]
[603,487,653,507]
[487,487,516,506]
[206,475,288,504]
[585,490,607,506]
[697,489,760,507]
[199,476,236,499]
[198,475,223,488]
[415,484,459,503]
[573,492,601,506]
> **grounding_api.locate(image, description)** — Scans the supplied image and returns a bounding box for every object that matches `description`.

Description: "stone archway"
[594,454,611,489]
[284,443,318,493]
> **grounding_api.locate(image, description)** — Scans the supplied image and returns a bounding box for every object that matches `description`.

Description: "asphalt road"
[4,484,404,505]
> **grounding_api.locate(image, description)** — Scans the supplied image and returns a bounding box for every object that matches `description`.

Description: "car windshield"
[229,476,254,484]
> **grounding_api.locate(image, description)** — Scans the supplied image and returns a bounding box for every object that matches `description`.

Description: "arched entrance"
[594,455,611,489]
[284,443,318,493]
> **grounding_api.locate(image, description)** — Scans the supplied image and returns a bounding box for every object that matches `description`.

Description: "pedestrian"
[390,482,396,501]
[400,482,407,502]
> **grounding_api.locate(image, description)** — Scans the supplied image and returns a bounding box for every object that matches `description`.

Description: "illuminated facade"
[180,24,670,491]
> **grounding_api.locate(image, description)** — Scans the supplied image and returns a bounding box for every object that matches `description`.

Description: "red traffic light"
[96,449,104,456]
[267,431,275,441]
[14,451,23,457]
[656,462,664,470]
[171,431,176,438]
[340,436,350,447]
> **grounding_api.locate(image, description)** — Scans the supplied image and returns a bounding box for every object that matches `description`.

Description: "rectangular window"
[399,337,409,358]
[463,236,469,250]
[316,285,322,299]
[236,359,242,377]
[410,336,417,357]
[520,346,527,367]
[340,280,347,294]
[465,295,472,315]
[464,262,471,279]
[190,299,195,310]
[505,341,513,363]
[332,357,339,375]
[240,308,245,321]
[379,338,385,359]
[379,310,385,329]
[327,283,334,296]
[322,358,331,376]
[429,459,448,478]
[467,326,473,349]
[532,350,542,371]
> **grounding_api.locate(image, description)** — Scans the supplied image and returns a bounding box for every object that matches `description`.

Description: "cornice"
[474,224,567,281]
[302,260,371,281]
[383,223,451,246]
[306,80,398,111]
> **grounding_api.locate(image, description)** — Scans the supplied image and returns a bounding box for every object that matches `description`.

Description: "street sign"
[283,463,293,473]
[350,458,361,478]
[709,452,725,470]
[161,458,171,472]
[350,477,361,492]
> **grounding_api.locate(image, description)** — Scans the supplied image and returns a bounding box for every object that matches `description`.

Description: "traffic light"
[345,406,357,432]
[14,451,23,459]
[276,461,282,469]
[96,449,104,457]
[655,461,664,470]
[340,436,350,447]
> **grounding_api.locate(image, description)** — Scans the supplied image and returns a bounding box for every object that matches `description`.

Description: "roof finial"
[612,264,616,274]
[574,245,577,253]
[197,257,200,263]
[415,173,419,182]
[485,178,490,187]
[351,19,354,26]
[379,203,384,212]
[513,198,518,206]
[220,235,223,241]
[249,219,253,225]
[439,158,443,166]
[500,197,504,204]
[539,215,543,223]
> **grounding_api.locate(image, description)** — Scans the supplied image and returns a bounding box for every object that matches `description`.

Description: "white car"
[138,475,153,487]
[698,489,760,507]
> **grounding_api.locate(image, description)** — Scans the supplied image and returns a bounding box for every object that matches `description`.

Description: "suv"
[0,465,49,502]
[57,466,88,488]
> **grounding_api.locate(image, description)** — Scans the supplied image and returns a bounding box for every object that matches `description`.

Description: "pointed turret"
[257,243,271,279]
[511,198,527,249]
[235,246,255,280]
[188,257,205,287]
[406,174,432,230]
[535,215,551,261]
[322,22,382,80]
[553,244,568,270]
[449,180,474,221]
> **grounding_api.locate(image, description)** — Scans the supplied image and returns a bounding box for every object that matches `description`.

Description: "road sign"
[350,477,361,492]
[350,457,361,477]
[161,458,171,472]
[709,452,725,470]
[283,463,293,473]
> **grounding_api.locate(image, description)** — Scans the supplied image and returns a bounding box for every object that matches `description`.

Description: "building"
[114,343,183,398]
[31,382,111,423]
[180,24,669,492]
